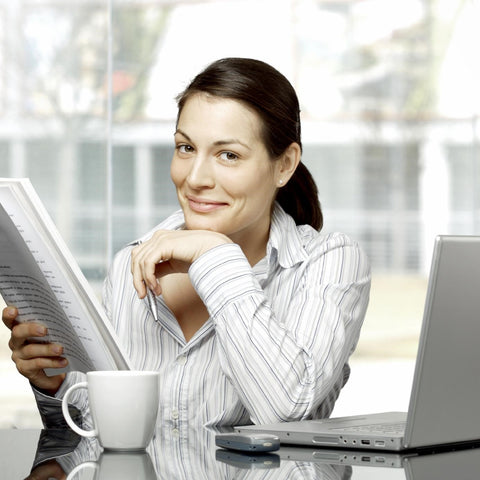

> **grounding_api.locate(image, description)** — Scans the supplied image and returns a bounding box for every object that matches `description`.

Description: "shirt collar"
[266,203,309,269]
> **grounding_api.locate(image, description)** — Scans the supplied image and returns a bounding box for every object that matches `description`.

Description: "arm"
[129,226,370,424]
[189,236,370,424]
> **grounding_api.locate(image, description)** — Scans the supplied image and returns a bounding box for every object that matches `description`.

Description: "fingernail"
[36,326,46,336]
[6,307,16,316]
[59,358,68,366]
[53,345,63,355]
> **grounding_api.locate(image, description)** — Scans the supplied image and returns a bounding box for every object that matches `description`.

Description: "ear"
[275,142,301,187]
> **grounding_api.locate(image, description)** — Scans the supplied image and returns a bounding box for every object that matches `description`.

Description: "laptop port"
[361,456,371,462]
[374,440,385,447]
[361,440,371,445]
[312,436,340,445]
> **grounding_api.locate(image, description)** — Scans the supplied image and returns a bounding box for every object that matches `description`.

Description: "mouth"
[186,196,228,213]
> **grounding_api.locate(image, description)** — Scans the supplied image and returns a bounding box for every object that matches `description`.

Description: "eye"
[219,151,239,163]
[177,144,194,154]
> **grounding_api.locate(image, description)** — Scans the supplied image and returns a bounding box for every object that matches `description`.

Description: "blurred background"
[1,0,479,427]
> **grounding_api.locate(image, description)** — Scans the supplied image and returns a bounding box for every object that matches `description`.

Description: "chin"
[183,217,224,233]
[183,209,227,232]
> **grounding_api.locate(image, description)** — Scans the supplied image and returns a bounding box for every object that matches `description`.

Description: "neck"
[231,227,270,267]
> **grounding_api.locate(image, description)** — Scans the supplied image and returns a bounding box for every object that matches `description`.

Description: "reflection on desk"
[1,427,480,479]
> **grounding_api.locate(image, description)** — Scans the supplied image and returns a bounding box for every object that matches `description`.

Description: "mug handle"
[66,461,97,480]
[61,382,97,438]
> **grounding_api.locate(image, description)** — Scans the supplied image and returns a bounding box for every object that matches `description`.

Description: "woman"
[3,58,370,428]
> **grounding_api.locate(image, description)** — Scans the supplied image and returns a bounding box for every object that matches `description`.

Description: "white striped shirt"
[35,203,370,430]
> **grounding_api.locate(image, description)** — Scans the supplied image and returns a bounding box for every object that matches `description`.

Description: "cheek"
[237,168,277,201]
[170,158,185,188]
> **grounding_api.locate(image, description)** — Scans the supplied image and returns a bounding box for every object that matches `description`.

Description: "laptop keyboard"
[332,422,405,434]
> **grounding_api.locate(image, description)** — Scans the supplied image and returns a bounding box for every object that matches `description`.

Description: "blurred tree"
[14,1,171,255]
[111,5,171,121]
[22,3,171,121]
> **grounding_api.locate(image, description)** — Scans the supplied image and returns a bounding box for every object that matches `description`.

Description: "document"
[0,178,131,373]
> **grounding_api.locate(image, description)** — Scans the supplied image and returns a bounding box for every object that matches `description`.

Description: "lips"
[186,196,228,213]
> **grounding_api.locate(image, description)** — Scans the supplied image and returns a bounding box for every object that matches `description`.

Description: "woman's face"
[171,93,281,249]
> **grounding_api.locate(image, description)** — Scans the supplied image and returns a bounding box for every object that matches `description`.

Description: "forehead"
[177,93,263,143]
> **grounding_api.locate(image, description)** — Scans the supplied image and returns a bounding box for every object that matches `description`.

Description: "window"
[1,0,479,427]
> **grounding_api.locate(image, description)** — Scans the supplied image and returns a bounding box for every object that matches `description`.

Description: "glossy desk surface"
[2,427,480,479]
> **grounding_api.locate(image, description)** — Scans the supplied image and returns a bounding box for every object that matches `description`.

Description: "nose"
[186,155,215,189]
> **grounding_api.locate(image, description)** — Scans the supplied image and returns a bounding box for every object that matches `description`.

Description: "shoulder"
[271,204,369,276]
[300,228,371,282]
[301,227,363,255]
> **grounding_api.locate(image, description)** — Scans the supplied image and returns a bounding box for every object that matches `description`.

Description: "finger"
[132,244,163,297]
[15,341,65,361]
[9,322,47,350]
[12,341,69,374]
[132,264,148,299]
[143,253,161,291]
[15,355,68,376]
[2,306,19,330]
[131,245,148,298]
[145,237,171,275]
[14,349,69,389]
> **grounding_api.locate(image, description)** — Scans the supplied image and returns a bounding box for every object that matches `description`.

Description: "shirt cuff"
[189,243,262,319]
[31,372,83,429]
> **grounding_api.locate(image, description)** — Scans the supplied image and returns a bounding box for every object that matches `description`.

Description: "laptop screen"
[405,235,480,449]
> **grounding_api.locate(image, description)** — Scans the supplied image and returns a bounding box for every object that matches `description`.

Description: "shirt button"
[177,355,187,366]
[171,409,179,420]
[172,428,180,438]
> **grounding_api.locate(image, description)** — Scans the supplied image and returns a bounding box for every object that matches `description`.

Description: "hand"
[24,459,66,480]
[2,306,67,395]
[131,229,231,298]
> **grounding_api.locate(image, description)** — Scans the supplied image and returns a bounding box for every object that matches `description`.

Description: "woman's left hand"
[130,229,231,299]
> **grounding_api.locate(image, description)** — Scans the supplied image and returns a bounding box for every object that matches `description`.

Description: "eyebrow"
[174,129,251,150]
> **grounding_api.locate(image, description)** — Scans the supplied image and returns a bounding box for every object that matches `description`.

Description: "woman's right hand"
[24,459,66,480]
[2,306,67,395]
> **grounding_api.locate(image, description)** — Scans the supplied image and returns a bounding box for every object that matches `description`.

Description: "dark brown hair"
[176,57,323,230]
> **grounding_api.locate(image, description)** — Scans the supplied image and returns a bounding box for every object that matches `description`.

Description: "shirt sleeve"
[31,371,92,429]
[188,237,370,424]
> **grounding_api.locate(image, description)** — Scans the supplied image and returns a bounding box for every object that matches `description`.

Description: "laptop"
[216,443,480,477]
[237,235,480,452]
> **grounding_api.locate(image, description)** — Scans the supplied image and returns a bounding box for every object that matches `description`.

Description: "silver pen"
[137,240,159,322]
[146,287,158,322]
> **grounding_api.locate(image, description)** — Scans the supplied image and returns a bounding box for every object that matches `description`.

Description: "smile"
[187,196,228,213]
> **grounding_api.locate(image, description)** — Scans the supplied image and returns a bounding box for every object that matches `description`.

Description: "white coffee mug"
[62,371,160,451]
[66,451,157,480]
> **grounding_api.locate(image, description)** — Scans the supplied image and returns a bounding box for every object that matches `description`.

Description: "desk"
[1,428,480,479]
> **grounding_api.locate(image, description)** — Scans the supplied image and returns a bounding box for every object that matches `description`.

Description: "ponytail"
[276,162,323,231]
